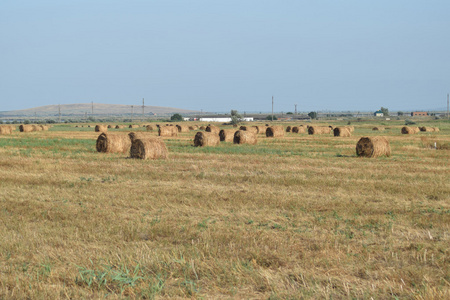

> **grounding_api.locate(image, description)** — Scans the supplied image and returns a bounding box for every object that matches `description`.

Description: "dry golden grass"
[0,121,449,299]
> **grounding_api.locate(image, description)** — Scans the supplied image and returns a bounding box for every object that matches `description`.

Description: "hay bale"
[40,125,49,131]
[96,133,131,153]
[146,125,156,131]
[419,127,436,132]
[266,125,285,138]
[115,125,125,129]
[31,125,42,131]
[95,125,108,132]
[159,126,178,137]
[129,125,140,129]
[356,136,391,158]
[433,127,440,132]
[292,126,306,134]
[254,126,267,134]
[128,132,152,143]
[219,129,237,142]
[346,126,355,132]
[107,125,112,128]
[0,126,13,135]
[188,125,198,130]
[286,126,292,132]
[199,126,206,130]
[239,126,258,134]
[234,130,257,145]
[194,131,220,147]
[401,126,420,134]
[333,127,351,137]
[176,125,190,133]
[130,138,168,160]
[206,125,220,134]
[372,127,385,131]
[308,126,332,135]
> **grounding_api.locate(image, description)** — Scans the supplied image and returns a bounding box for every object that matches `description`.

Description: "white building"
[198,117,254,122]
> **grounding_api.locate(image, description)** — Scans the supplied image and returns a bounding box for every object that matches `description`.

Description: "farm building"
[411,111,428,116]
[374,110,384,117]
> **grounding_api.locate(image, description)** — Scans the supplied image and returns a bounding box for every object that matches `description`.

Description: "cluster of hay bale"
[401,127,420,134]
[194,131,220,147]
[419,127,439,132]
[159,126,178,137]
[19,124,49,132]
[219,129,237,142]
[95,125,108,132]
[234,130,257,145]
[266,125,285,138]
[308,126,332,135]
[333,127,351,137]
[356,137,391,158]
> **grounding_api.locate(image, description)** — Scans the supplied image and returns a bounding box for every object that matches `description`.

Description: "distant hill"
[0,103,199,117]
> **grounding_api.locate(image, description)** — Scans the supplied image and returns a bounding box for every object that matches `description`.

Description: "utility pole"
[295,104,297,115]
[58,104,61,123]
[271,96,274,122]
[142,98,145,121]
[131,105,134,123]
[447,93,449,119]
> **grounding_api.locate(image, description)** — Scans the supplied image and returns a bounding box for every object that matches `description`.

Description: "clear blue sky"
[1,0,449,113]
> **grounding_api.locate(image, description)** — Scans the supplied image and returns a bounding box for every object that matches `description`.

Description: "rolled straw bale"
[188,125,198,130]
[419,127,436,132]
[9,125,16,131]
[292,126,306,134]
[0,126,13,135]
[356,136,391,158]
[88,125,91,127]
[234,130,257,145]
[206,124,220,134]
[176,124,190,133]
[159,126,178,137]
[308,126,331,135]
[130,138,168,160]
[239,126,258,134]
[107,125,112,128]
[329,125,336,130]
[128,132,152,143]
[333,127,351,137]
[40,125,49,131]
[194,131,220,147]
[286,126,292,132]
[255,126,267,134]
[401,126,420,134]
[75,125,79,128]
[199,126,206,130]
[115,125,125,129]
[219,129,237,142]
[146,125,156,131]
[372,127,385,131]
[346,126,355,132]
[95,125,108,132]
[32,125,42,131]
[129,125,139,129]
[96,133,131,153]
[433,127,440,132]
[19,125,33,132]
[266,125,285,138]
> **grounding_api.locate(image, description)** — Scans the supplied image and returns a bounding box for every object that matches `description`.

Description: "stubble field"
[0,120,449,299]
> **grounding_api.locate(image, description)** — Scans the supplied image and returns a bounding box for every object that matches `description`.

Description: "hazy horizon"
[1,1,449,113]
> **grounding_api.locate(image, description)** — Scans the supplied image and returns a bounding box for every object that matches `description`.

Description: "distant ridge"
[0,103,199,117]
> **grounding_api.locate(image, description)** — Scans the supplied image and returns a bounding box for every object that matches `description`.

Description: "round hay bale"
[0,126,13,135]
[286,126,292,132]
[372,127,385,131]
[308,126,331,135]
[239,126,258,134]
[292,126,306,134]
[346,126,355,132]
[40,125,49,131]
[206,125,220,134]
[19,125,33,132]
[234,130,257,145]
[255,126,267,134]
[176,125,190,133]
[146,125,156,131]
[115,125,125,129]
[419,127,435,132]
[95,125,108,132]
[219,129,237,142]
[266,125,285,138]
[129,125,139,129]
[130,138,168,160]
[159,126,178,137]
[194,131,220,147]
[96,133,131,153]
[128,132,152,143]
[401,126,419,134]
[433,127,440,132]
[356,136,391,158]
[32,125,42,131]
[199,126,206,130]
[107,125,112,128]
[188,125,198,130]
[333,127,351,137]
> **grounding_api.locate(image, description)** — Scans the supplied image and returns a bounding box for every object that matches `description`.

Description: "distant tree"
[308,111,317,119]
[24,119,30,124]
[397,111,404,116]
[286,112,293,115]
[266,115,277,120]
[170,113,183,121]
[230,110,242,126]
[88,116,95,122]
[380,107,389,116]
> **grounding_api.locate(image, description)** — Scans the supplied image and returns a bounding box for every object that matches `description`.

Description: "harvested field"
[0,120,449,299]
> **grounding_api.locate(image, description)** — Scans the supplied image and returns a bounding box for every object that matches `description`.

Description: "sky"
[1,0,449,113]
